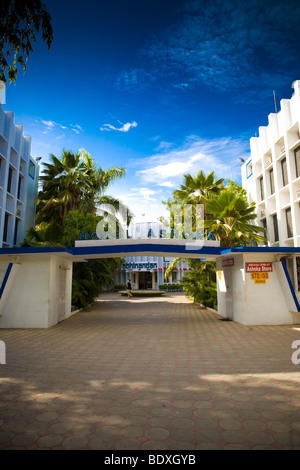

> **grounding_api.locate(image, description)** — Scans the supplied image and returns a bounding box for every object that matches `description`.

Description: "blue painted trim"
[0,262,13,299]
[2,245,300,258]
[0,247,68,255]
[246,160,253,179]
[70,244,223,256]
[281,261,300,312]
[224,247,300,254]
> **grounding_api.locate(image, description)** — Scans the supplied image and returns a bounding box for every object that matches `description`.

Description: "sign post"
[246,263,272,284]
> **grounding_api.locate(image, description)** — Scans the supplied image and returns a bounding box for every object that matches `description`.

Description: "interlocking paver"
[1,292,300,450]
[145,427,170,440]
[114,438,142,450]
[219,419,242,431]
[247,431,275,445]
[61,435,88,449]
[37,434,63,448]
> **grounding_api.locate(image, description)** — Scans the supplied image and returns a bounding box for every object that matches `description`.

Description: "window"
[285,207,293,239]
[281,157,288,187]
[13,218,19,246]
[272,214,279,242]
[261,218,267,238]
[295,146,300,179]
[269,168,275,195]
[246,160,253,178]
[17,176,22,200]
[259,176,264,201]
[7,166,13,193]
[28,160,35,179]
[296,257,300,292]
[3,213,10,243]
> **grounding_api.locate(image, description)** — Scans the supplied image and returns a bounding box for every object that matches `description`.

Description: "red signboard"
[245,262,273,273]
[222,258,234,267]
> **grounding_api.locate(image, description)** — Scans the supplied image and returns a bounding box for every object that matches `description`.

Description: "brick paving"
[0,292,300,450]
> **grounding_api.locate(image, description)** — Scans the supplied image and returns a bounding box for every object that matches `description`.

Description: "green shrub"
[183,260,217,308]
[114,284,126,291]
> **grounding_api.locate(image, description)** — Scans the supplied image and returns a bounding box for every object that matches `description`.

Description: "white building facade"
[114,221,192,289]
[0,104,39,247]
[242,80,300,249]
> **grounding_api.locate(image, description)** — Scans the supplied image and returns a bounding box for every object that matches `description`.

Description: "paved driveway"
[0,293,300,450]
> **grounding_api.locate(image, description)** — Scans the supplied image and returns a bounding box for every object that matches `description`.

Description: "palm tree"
[23,222,64,247]
[37,148,130,226]
[173,170,225,207]
[204,190,266,247]
[171,170,225,235]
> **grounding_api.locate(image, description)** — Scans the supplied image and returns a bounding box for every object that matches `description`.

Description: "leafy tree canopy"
[0,0,53,83]
[37,148,128,226]
[204,190,266,247]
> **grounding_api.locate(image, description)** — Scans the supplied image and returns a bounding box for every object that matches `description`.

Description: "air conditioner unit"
[296,189,300,199]
[280,144,285,153]
[260,210,266,218]
[16,209,21,218]
[265,157,272,168]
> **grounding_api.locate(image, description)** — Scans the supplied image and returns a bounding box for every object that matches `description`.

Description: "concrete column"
[152,271,156,290]
[135,272,139,290]
[0,254,73,328]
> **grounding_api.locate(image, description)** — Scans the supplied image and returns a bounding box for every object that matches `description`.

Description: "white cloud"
[121,187,159,202]
[109,186,168,222]
[72,124,83,131]
[111,135,249,222]
[100,121,138,132]
[155,141,174,151]
[41,120,56,129]
[41,119,83,134]
[136,135,250,185]
[157,181,175,188]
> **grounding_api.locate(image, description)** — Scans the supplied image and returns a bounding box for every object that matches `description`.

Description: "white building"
[114,221,192,289]
[0,103,39,247]
[242,80,300,249]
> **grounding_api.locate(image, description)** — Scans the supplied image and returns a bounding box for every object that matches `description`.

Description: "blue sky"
[3,0,300,221]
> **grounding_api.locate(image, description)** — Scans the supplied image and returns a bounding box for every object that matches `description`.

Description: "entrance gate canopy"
[0,242,300,328]
[73,238,221,260]
[2,241,300,262]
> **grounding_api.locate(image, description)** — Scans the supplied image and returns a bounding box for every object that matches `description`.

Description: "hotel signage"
[246,262,272,285]
[122,262,158,271]
[245,262,273,273]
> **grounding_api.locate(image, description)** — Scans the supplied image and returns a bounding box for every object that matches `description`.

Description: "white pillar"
[136,272,139,290]
[152,271,156,290]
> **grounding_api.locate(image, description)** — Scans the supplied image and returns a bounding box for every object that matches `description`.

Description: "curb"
[196,303,218,314]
